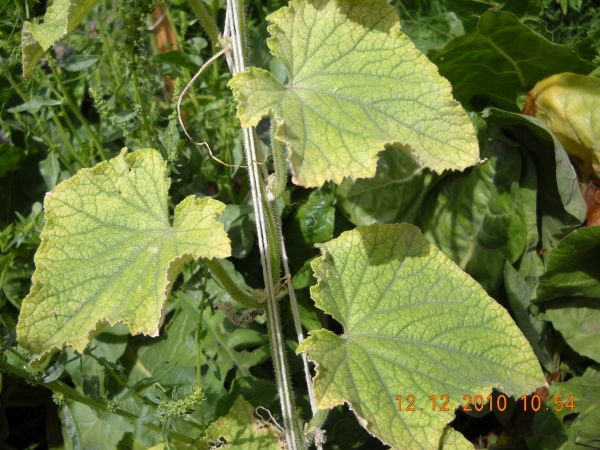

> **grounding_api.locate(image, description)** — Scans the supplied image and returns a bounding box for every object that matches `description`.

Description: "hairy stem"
[265,141,323,448]
[186,0,221,47]
[224,1,305,448]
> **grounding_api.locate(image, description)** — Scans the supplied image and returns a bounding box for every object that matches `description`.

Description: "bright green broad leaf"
[298,224,545,449]
[205,396,281,449]
[17,149,230,361]
[7,96,62,114]
[229,0,479,188]
[21,0,99,78]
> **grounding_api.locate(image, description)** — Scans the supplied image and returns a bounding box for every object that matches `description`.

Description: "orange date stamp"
[394,393,575,413]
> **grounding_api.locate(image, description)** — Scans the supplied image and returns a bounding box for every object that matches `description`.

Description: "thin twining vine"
[182,0,321,448]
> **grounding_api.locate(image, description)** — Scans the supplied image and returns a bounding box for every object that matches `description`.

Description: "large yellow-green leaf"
[526,73,600,180]
[298,224,545,449]
[17,149,230,361]
[229,0,479,188]
[21,0,99,78]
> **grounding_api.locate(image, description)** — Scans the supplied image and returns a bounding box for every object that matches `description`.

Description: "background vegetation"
[1,0,599,448]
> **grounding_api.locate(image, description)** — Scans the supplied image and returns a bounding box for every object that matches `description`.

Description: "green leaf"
[440,426,473,450]
[336,145,433,226]
[17,149,230,362]
[62,54,100,72]
[39,152,62,190]
[128,308,198,387]
[431,11,593,111]
[538,226,600,301]
[483,108,586,250]
[298,224,545,449]
[219,202,255,259]
[65,324,130,390]
[400,9,465,55]
[286,187,336,265]
[125,300,267,426]
[61,402,139,450]
[205,396,281,449]
[60,326,162,449]
[294,188,335,245]
[503,262,554,371]
[7,96,62,114]
[201,307,270,380]
[550,369,600,449]
[545,300,600,363]
[419,138,527,294]
[229,0,479,187]
[21,0,99,78]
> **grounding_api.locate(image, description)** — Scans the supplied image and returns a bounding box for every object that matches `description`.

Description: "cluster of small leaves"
[158,387,206,424]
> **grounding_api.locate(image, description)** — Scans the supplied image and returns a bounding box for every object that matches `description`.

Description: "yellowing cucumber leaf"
[205,396,281,449]
[21,0,99,78]
[229,0,479,188]
[298,224,545,449]
[440,427,474,450]
[525,73,600,181]
[17,149,230,362]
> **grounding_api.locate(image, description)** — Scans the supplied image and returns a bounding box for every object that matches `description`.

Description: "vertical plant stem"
[187,0,221,46]
[265,127,319,421]
[131,68,154,146]
[195,266,209,390]
[263,138,323,448]
[224,1,305,448]
[95,16,124,97]
[47,58,106,160]
[211,0,221,84]
[49,113,86,167]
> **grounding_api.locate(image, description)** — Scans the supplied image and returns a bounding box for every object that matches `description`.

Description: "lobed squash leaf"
[229,0,479,187]
[17,149,230,363]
